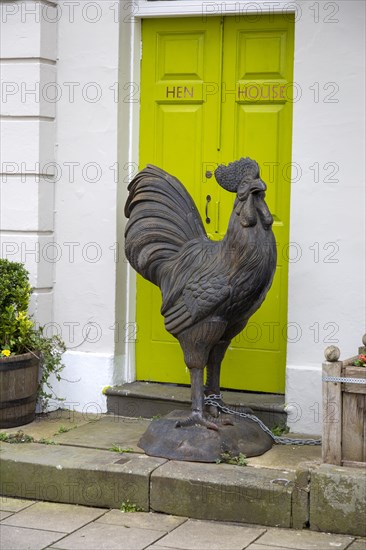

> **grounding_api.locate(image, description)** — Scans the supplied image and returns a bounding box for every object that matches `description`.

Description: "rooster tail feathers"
[125,165,207,285]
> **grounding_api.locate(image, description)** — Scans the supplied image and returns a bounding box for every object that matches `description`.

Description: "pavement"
[1,410,366,547]
[0,496,365,550]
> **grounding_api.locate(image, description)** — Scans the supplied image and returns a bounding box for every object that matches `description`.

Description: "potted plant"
[0,259,66,428]
[353,353,366,367]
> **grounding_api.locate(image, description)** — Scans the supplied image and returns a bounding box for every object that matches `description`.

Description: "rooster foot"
[175,412,219,431]
[204,402,235,426]
[205,401,223,419]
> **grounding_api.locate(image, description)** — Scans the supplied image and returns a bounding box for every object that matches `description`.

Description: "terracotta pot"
[0,352,39,428]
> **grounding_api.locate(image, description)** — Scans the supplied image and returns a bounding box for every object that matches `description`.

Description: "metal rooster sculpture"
[125,158,277,430]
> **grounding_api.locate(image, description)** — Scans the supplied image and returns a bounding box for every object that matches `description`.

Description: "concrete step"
[106,382,287,429]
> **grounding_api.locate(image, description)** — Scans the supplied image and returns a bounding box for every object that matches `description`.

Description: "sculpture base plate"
[138,409,273,462]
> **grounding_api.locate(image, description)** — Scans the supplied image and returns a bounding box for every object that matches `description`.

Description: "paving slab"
[145,518,265,550]
[0,442,166,509]
[52,414,321,473]
[247,444,321,472]
[347,541,366,550]
[256,527,354,549]
[0,524,66,550]
[0,410,98,442]
[0,510,14,520]
[54,415,150,452]
[96,510,186,531]
[0,496,35,512]
[150,460,295,527]
[310,463,366,537]
[2,501,106,532]
[47,522,166,550]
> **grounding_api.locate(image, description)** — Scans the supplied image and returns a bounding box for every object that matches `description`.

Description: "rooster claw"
[175,412,219,431]
[204,406,235,426]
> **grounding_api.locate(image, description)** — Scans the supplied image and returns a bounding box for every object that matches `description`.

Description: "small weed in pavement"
[56,424,76,434]
[120,500,143,513]
[109,444,134,453]
[216,451,248,466]
[0,431,34,443]
[271,424,289,437]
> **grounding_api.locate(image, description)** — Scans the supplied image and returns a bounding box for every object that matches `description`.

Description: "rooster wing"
[161,273,231,336]
[125,165,206,287]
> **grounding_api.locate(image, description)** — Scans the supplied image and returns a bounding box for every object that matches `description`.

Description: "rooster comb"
[214,157,260,193]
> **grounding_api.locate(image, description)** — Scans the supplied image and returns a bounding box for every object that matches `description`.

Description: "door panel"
[136,15,294,393]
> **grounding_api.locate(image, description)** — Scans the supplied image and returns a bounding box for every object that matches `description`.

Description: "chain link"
[204,395,321,446]
[322,376,366,385]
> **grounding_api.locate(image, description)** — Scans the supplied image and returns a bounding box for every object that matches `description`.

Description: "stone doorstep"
[0,439,365,537]
[106,382,287,428]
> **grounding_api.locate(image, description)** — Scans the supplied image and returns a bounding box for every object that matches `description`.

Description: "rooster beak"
[237,178,266,202]
[250,179,267,194]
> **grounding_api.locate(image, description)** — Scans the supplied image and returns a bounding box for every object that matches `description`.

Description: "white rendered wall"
[0,0,57,326]
[51,0,123,412]
[286,1,365,433]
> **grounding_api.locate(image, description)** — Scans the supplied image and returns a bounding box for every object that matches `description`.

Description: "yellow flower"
[1,349,11,357]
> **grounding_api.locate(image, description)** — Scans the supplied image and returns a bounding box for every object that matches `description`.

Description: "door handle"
[205,195,211,224]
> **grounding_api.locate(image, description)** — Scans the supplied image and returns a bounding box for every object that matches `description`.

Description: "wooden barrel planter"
[322,335,366,468]
[0,352,39,428]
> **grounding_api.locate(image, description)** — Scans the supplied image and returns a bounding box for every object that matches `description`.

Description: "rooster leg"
[176,368,219,430]
[205,340,231,420]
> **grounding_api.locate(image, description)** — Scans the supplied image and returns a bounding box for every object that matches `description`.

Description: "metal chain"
[322,376,366,384]
[204,395,321,446]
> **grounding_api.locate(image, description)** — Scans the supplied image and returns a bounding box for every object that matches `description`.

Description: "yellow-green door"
[136,15,294,393]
